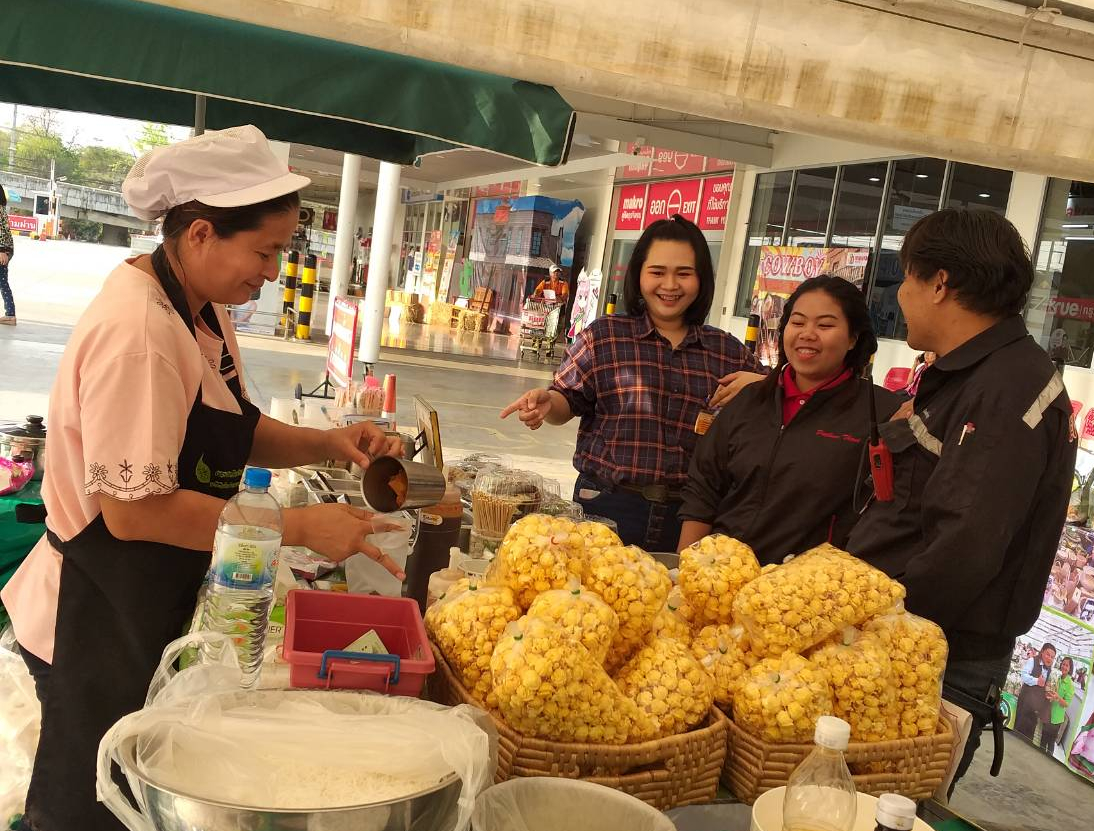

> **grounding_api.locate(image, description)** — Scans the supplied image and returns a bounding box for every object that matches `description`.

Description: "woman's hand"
[293,503,406,577]
[501,389,553,430]
[324,422,403,468]
[0,253,9,267]
[892,399,915,422]
[708,371,765,409]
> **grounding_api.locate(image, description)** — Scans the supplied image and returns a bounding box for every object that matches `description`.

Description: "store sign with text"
[619,143,736,179]
[326,297,360,388]
[614,184,649,230]
[1049,296,1094,322]
[644,179,702,225]
[7,215,37,233]
[474,181,522,198]
[697,175,734,232]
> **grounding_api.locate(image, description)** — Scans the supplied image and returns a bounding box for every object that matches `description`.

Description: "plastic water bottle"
[782,716,857,831]
[201,467,283,688]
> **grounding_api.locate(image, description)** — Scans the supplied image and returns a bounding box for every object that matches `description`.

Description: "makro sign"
[698,175,733,231]
[614,184,648,231]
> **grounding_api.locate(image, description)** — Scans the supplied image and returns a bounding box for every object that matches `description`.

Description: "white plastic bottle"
[873,793,917,831]
[201,467,283,688]
[782,716,858,831]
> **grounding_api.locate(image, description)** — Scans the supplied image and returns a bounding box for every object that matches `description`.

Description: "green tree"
[61,218,104,243]
[14,111,78,180]
[74,146,135,190]
[133,123,170,155]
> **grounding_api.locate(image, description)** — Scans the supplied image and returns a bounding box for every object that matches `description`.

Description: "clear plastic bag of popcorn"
[582,545,672,671]
[679,535,761,627]
[490,514,587,609]
[692,623,757,708]
[614,636,714,740]
[650,587,695,645]
[425,578,522,709]
[732,544,906,658]
[733,652,833,743]
[575,519,623,560]
[863,610,948,738]
[808,626,897,742]
[490,616,651,744]
[526,577,618,664]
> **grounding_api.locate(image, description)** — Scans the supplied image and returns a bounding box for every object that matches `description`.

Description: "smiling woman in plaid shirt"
[502,216,762,550]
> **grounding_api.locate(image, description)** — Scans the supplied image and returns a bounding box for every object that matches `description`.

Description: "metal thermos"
[405,483,463,612]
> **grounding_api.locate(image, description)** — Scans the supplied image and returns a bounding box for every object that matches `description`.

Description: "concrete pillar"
[326,153,363,334]
[715,166,759,337]
[360,161,402,365]
[1006,171,1050,344]
[584,171,616,279]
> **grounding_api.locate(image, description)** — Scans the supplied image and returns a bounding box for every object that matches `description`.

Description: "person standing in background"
[1042,656,1075,754]
[1014,642,1056,741]
[0,185,16,325]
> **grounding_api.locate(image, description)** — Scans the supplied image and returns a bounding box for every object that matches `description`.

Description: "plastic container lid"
[875,794,917,830]
[814,715,851,750]
[244,467,272,489]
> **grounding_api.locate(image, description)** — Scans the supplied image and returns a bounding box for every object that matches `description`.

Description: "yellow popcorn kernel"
[679,535,761,628]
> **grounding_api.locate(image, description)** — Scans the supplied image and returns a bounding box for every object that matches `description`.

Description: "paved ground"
[2,240,1093,829]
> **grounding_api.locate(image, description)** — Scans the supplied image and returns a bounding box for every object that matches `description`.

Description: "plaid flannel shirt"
[551,314,763,487]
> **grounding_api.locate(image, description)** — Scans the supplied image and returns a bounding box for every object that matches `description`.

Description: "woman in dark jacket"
[678,275,901,564]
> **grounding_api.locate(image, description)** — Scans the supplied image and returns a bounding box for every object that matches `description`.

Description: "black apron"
[23,249,261,831]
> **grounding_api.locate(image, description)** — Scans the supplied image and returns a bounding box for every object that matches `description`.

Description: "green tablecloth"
[0,480,45,625]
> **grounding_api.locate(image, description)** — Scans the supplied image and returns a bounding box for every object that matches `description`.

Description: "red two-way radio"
[868,380,894,502]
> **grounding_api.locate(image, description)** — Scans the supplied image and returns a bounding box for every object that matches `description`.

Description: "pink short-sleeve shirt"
[1,259,249,662]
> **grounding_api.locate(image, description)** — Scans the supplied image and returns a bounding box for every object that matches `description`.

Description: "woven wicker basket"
[722,710,955,804]
[429,644,728,810]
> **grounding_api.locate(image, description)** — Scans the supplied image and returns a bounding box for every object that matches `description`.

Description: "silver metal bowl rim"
[115,733,461,815]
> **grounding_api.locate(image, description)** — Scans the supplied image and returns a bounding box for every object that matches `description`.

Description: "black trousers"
[17,643,50,706]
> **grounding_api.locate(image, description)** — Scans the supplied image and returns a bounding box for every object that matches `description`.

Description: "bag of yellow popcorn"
[490,616,651,744]
[425,578,522,709]
[863,610,948,738]
[650,587,695,645]
[526,577,618,664]
[732,544,906,658]
[615,636,715,740]
[679,535,761,627]
[808,627,897,742]
[691,623,756,708]
[490,514,587,609]
[583,545,672,670]
[734,652,833,743]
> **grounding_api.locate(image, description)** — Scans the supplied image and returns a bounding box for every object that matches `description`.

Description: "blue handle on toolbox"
[318,650,401,683]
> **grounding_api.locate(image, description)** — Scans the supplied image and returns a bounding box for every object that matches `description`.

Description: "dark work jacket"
[847,317,1076,660]
[679,375,902,565]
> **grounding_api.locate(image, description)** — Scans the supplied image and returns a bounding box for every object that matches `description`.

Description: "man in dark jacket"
[848,208,1076,788]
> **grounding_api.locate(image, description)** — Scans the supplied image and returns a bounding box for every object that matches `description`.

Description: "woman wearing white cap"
[2,126,405,831]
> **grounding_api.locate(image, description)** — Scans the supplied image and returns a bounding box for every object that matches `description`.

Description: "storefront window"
[869,158,946,340]
[735,171,793,316]
[786,167,836,247]
[1027,178,1094,368]
[946,163,1011,215]
[829,161,887,250]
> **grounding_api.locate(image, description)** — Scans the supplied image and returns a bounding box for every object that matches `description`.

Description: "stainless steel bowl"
[114,732,462,831]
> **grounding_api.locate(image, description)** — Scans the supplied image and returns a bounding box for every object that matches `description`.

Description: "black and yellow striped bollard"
[295,253,318,341]
[281,249,300,330]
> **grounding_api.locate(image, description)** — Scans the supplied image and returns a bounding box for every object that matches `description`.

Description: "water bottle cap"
[814,715,851,750]
[875,793,917,830]
[243,468,272,489]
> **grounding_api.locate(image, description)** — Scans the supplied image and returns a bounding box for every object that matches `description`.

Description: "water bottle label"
[212,530,280,590]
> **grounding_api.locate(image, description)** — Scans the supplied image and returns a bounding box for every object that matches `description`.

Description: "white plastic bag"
[471,778,674,831]
[0,630,41,823]
[99,632,496,831]
[345,512,415,596]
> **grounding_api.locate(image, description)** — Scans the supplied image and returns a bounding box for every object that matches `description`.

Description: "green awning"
[1,0,575,166]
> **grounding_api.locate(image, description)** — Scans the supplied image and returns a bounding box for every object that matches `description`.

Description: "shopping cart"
[519,298,564,362]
